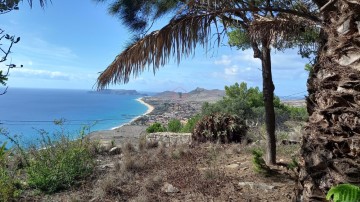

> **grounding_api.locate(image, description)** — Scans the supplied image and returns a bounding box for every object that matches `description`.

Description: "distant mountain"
[154,87,225,103]
[89,89,147,96]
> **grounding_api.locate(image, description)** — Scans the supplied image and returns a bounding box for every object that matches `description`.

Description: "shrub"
[192,113,248,143]
[167,119,182,133]
[146,122,166,133]
[181,114,201,133]
[0,142,21,202]
[26,132,95,193]
[252,149,270,175]
[285,106,308,121]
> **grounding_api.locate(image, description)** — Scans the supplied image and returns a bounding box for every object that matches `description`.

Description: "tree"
[95,0,319,165]
[95,1,360,199]
[246,0,360,200]
[0,29,22,95]
[0,0,49,94]
[296,1,360,201]
[167,119,182,132]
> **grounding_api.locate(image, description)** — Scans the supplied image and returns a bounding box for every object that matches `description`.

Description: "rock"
[225,163,240,169]
[238,182,276,191]
[161,182,180,193]
[99,163,115,169]
[109,147,121,155]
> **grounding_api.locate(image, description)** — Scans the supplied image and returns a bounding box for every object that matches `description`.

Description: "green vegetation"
[181,114,201,133]
[251,149,270,175]
[0,142,21,202]
[202,82,307,124]
[146,122,167,133]
[326,184,360,202]
[192,113,248,143]
[167,119,182,133]
[26,135,95,193]
[0,126,97,200]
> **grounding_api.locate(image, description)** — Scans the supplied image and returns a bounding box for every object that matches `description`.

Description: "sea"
[0,88,148,147]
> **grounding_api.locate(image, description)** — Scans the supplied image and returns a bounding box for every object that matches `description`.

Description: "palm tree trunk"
[297,1,360,201]
[261,39,276,165]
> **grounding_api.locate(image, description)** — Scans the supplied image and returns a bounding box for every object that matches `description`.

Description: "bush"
[285,106,308,121]
[181,114,201,133]
[146,122,166,133]
[167,119,182,132]
[252,149,270,175]
[0,142,20,202]
[26,130,95,193]
[192,113,248,143]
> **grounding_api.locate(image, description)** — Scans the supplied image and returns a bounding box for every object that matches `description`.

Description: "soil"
[24,139,300,202]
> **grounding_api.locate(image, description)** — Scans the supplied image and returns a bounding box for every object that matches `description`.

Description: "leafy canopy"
[202,82,307,122]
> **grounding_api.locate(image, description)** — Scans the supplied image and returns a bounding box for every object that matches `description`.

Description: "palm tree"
[96,1,360,200]
[295,0,360,201]
[96,0,319,165]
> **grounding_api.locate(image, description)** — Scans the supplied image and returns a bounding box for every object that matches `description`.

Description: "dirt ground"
[25,139,300,202]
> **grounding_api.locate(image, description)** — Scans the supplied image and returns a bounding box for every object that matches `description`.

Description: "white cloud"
[214,55,232,65]
[13,37,78,62]
[224,66,239,76]
[10,68,73,81]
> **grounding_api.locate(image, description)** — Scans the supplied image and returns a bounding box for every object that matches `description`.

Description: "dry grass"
[33,137,299,202]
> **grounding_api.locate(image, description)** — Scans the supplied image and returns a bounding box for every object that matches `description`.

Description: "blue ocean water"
[0,88,147,146]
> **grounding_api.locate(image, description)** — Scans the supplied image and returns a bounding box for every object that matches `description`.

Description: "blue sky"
[0,1,310,96]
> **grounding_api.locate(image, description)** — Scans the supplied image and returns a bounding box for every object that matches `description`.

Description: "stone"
[99,163,115,169]
[238,182,276,191]
[161,182,180,193]
[109,147,121,155]
[225,163,240,169]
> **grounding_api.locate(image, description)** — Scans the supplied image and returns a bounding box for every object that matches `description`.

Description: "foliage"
[0,167,20,202]
[181,114,201,133]
[26,130,95,193]
[284,105,308,122]
[97,0,180,34]
[326,184,360,202]
[192,113,248,143]
[167,119,182,133]
[146,122,166,133]
[0,126,97,196]
[202,82,308,124]
[228,28,251,51]
[0,142,21,202]
[0,0,48,14]
[251,149,270,175]
[287,156,299,171]
[305,63,313,74]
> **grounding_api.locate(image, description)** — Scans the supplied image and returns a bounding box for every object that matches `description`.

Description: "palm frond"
[249,14,317,48]
[97,14,218,89]
[27,0,50,8]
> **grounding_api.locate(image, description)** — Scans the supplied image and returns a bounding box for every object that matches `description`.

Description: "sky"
[0,0,310,97]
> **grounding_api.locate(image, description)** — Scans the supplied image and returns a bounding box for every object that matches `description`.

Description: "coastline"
[110,97,154,130]
[89,97,154,146]
[136,97,155,115]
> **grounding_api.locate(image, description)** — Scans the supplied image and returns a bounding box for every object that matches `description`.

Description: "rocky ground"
[34,139,299,202]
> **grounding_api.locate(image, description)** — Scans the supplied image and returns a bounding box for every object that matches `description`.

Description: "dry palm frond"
[27,0,50,8]
[97,14,219,89]
[249,14,317,47]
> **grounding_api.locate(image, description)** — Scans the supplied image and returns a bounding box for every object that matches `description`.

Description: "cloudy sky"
[0,1,310,96]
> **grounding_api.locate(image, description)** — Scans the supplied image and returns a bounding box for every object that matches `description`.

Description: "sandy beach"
[88,97,155,146]
[136,97,154,115]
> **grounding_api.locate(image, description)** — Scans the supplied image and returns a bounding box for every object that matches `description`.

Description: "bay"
[0,88,147,146]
